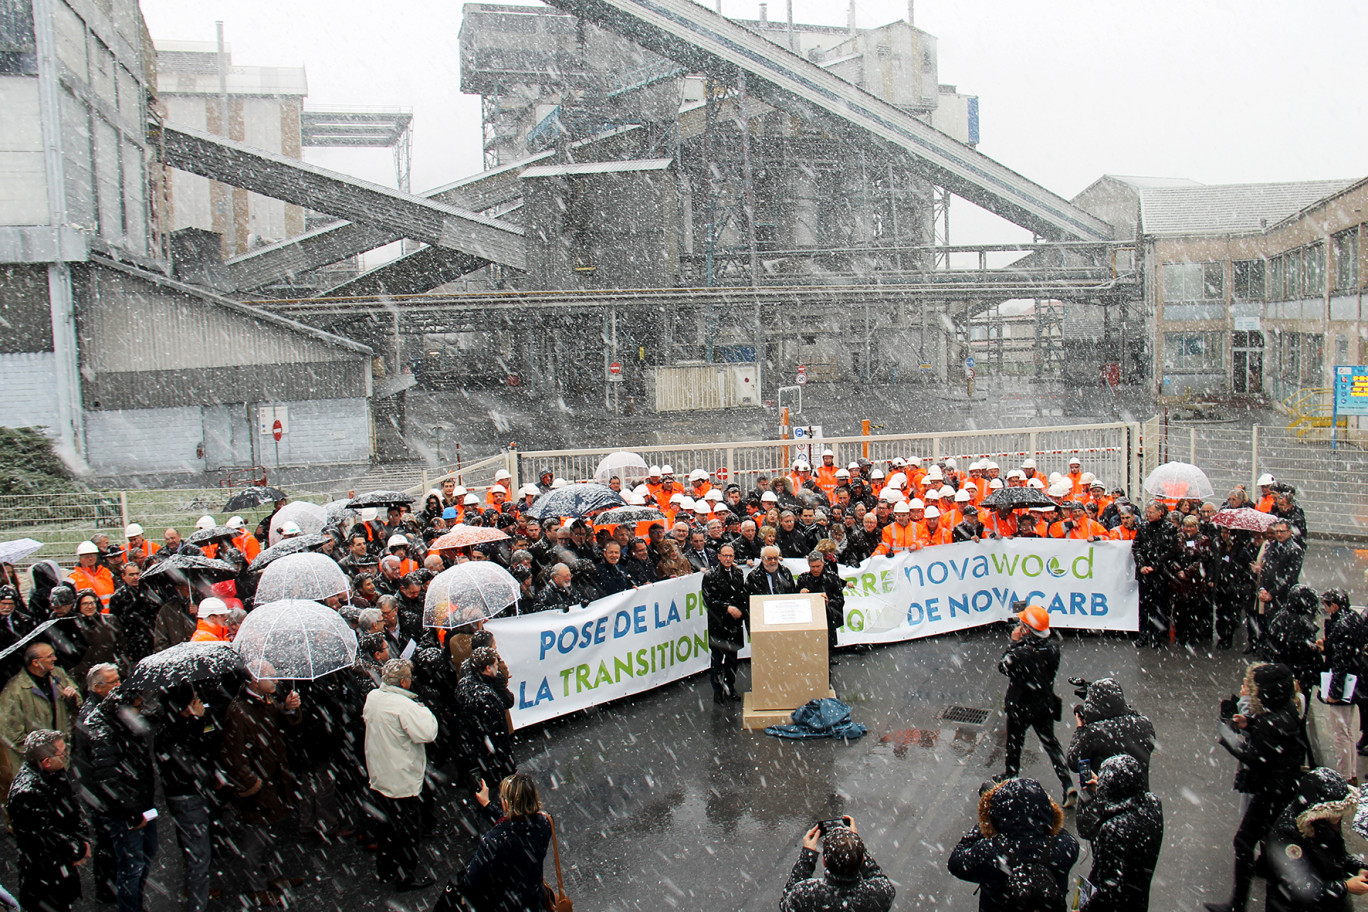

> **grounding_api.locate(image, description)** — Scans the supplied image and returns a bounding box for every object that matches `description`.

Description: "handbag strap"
[546,812,566,894]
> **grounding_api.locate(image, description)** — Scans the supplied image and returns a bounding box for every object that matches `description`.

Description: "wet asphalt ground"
[8,542,1366,912]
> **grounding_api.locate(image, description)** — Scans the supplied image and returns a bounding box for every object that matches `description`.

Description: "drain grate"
[939,705,991,726]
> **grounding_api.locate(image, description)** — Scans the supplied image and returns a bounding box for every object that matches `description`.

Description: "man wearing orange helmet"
[997,604,1077,807]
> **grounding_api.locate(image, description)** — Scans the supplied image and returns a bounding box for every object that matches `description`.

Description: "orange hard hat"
[1018,604,1050,634]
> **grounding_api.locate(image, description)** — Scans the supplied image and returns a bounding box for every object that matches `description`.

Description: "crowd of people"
[0,448,1346,912]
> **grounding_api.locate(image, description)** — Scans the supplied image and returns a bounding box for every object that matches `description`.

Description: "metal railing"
[400,453,515,499]
[516,421,1144,502]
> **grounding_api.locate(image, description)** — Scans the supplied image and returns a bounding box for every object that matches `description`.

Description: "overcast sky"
[140,0,1367,246]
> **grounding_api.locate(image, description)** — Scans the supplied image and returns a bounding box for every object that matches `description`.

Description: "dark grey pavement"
[9,543,1365,911]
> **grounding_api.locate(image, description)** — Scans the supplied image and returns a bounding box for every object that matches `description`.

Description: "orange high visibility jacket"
[1257,494,1275,513]
[877,520,923,555]
[1109,525,1137,541]
[983,512,1018,538]
[189,619,230,643]
[691,481,713,500]
[200,543,218,559]
[1049,518,1106,540]
[1067,471,1085,498]
[814,466,839,496]
[654,486,678,515]
[68,566,115,609]
[922,523,953,547]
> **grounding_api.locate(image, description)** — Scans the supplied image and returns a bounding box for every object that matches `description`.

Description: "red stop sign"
[272,419,283,442]
[609,361,622,375]
[716,467,729,481]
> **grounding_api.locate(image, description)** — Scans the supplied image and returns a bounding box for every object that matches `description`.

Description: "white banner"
[488,540,1137,727]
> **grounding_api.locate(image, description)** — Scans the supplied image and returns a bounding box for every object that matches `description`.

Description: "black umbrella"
[979,487,1057,509]
[223,486,287,511]
[141,553,239,581]
[346,490,415,509]
[124,641,246,691]
[248,532,332,572]
[525,483,626,520]
[187,525,238,545]
[595,505,668,525]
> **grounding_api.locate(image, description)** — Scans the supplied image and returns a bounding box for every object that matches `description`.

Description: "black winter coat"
[1265,768,1362,912]
[1320,607,1366,705]
[107,583,162,664]
[1065,678,1155,787]
[796,566,847,633]
[777,526,813,559]
[458,670,515,785]
[1260,539,1305,607]
[1262,590,1321,698]
[841,528,880,565]
[71,694,156,822]
[7,760,87,906]
[701,563,748,652]
[461,799,551,912]
[1220,672,1306,795]
[746,564,797,597]
[596,561,634,597]
[999,633,1062,722]
[1077,755,1163,912]
[531,583,578,614]
[780,846,895,912]
[948,777,1079,912]
[153,705,223,801]
[1132,521,1176,582]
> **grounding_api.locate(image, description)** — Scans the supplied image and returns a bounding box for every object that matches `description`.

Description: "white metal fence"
[1151,420,1368,540]
[516,421,1145,503]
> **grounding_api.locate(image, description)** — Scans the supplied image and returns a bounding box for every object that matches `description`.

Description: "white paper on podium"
[763,598,813,625]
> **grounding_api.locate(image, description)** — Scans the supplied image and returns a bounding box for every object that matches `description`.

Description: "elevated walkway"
[158,123,527,274]
[541,0,1113,242]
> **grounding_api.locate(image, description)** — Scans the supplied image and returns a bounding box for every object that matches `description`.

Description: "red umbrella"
[429,526,511,550]
[1211,508,1277,533]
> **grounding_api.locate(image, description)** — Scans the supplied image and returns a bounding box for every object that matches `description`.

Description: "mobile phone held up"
[817,816,850,836]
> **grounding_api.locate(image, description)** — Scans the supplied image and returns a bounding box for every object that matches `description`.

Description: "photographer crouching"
[780,815,895,912]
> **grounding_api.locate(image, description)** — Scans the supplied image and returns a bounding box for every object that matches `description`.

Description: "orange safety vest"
[190,619,230,643]
[121,540,160,563]
[691,482,713,500]
[922,523,953,547]
[877,521,922,556]
[1257,494,1275,513]
[232,533,262,562]
[1110,525,1137,541]
[200,542,218,559]
[814,466,839,497]
[1067,471,1085,498]
[983,512,1018,538]
[67,566,115,609]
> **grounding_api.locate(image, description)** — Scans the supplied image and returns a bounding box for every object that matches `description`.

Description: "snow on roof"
[1104,175,1204,190]
[1139,179,1358,237]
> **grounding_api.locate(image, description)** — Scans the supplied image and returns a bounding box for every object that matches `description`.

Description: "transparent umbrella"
[324,499,358,528]
[267,501,328,546]
[593,451,650,485]
[254,552,350,604]
[423,562,521,629]
[232,599,358,680]
[0,538,42,564]
[1142,461,1215,502]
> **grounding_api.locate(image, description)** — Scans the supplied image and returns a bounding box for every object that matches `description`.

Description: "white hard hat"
[494,469,512,481]
[196,515,216,531]
[279,521,302,536]
[886,472,907,489]
[463,494,479,505]
[944,457,957,469]
[848,462,861,471]
[986,461,999,471]
[1006,469,1025,480]
[670,492,686,504]
[625,490,646,506]
[689,469,709,482]
[705,489,723,502]
[648,465,661,477]
[1068,457,1082,466]
[870,468,886,480]
[969,460,983,471]
[387,534,409,549]
[124,523,144,538]
[835,468,850,479]
[890,457,906,468]
[1091,479,1107,490]
[909,498,925,510]
[880,488,903,503]
[955,488,971,502]
[1257,473,1276,487]
[909,457,923,467]
[926,466,943,481]
[693,502,710,515]
[1027,477,1046,490]
[519,484,539,498]
[76,540,99,556]
[453,486,468,497]
[761,491,779,503]
[793,460,810,471]
[360,507,378,522]
[1080,472,1096,485]
[893,501,911,514]
[1048,472,1063,485]
[937,486,954,499]
[1048,482,1072,498]
[924,488,942,500]
[197,597,229,618]
[660,465,675,475]
[551,478,569,489]
[821,447,834,457]
[490,484,507,495]
[1021,458,1037,469]
[227,516,245,529]
[989,478,1005,490]
[680,497,696,511]
[924,505,941,519]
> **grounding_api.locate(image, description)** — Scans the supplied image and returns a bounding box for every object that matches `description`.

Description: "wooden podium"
[742,592,833,730]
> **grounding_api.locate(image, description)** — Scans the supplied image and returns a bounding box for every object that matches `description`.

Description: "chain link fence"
[1155,420,1368,541]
